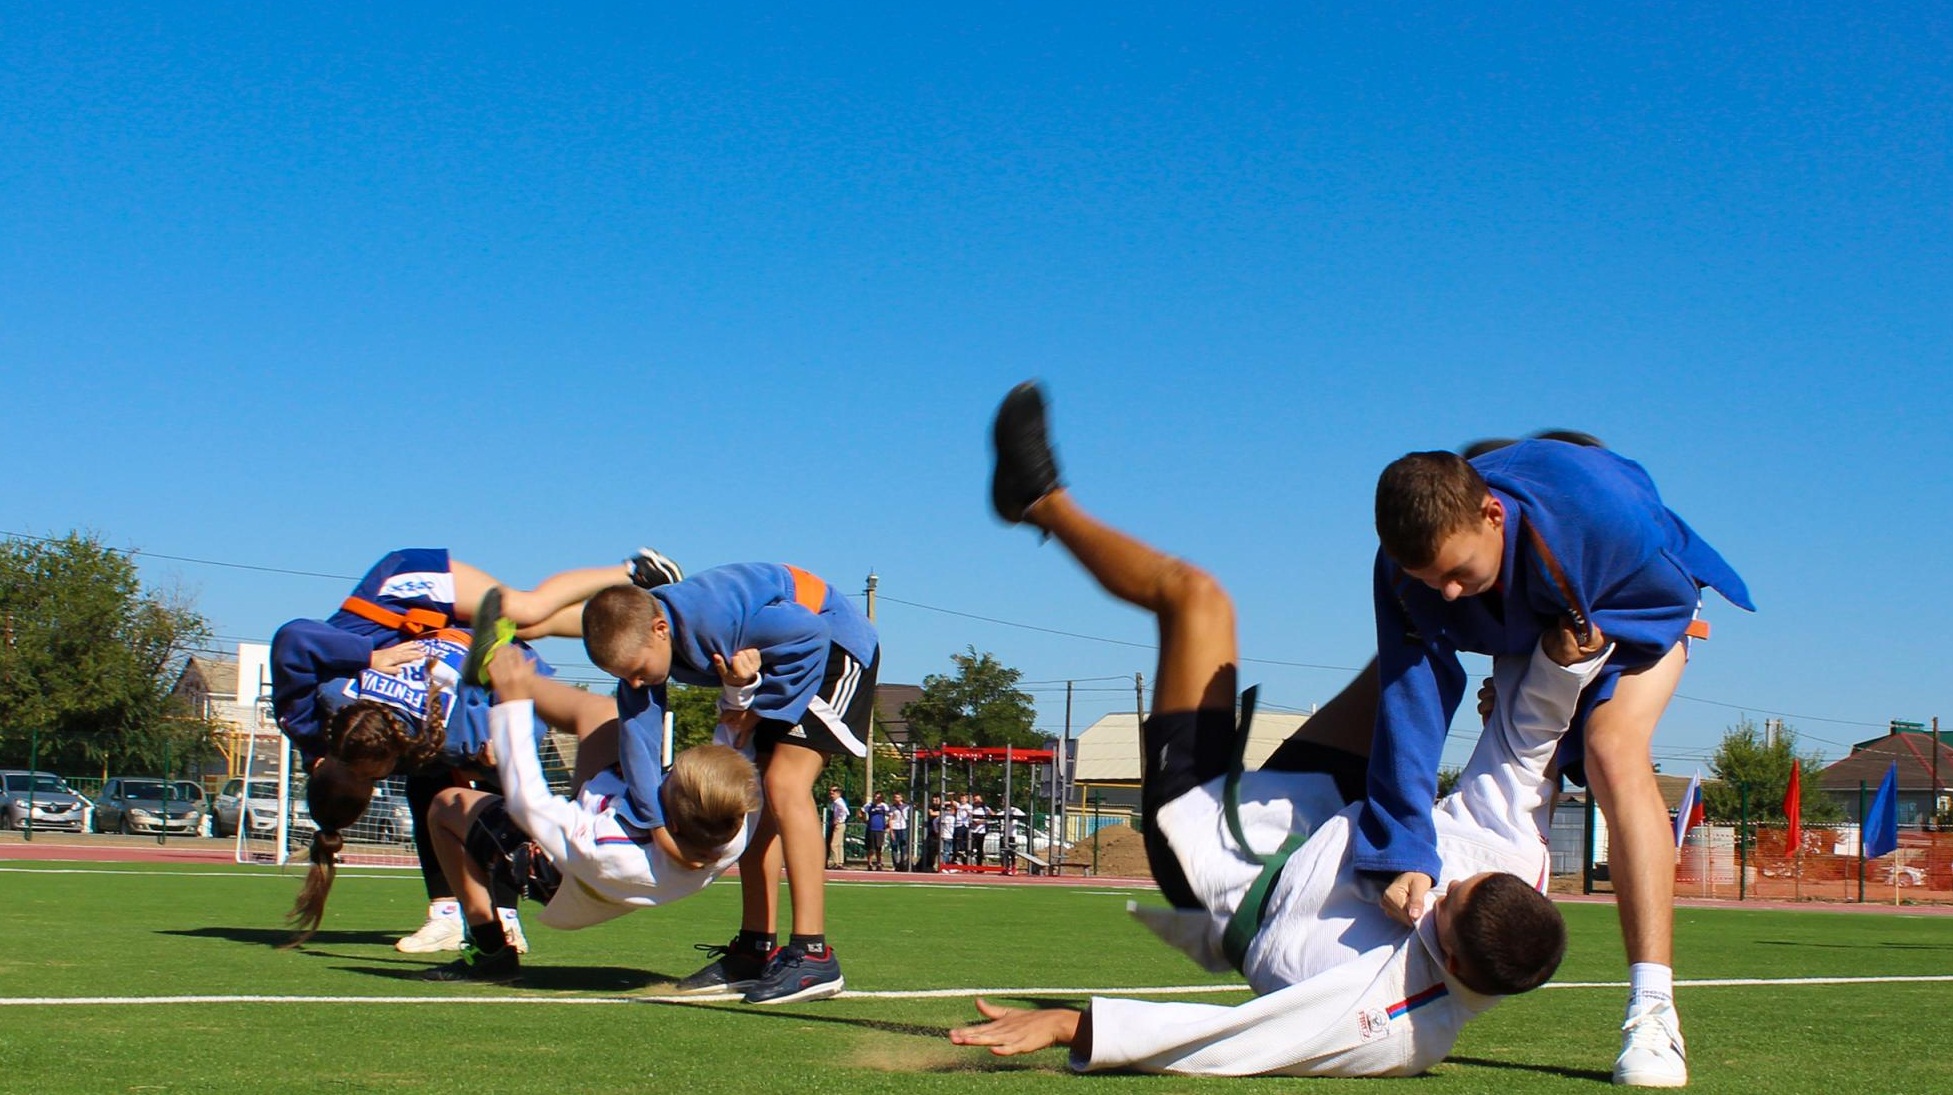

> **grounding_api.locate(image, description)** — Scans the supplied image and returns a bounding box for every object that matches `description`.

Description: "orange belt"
[340,595,450,637]
[783,564,827,614]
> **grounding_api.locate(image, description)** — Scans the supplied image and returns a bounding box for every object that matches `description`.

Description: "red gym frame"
[911,744,1056,875]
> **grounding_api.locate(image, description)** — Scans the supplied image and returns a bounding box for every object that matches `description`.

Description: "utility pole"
[1935,716,1942,827]
[863,572,877,801]
[1134,672,1145,729]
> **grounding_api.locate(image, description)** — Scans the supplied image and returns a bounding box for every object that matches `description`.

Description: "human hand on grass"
[948,998,1082,1055]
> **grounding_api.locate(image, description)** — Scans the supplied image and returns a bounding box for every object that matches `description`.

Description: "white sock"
[428,899,461,921]
[1628,962,1674,1011]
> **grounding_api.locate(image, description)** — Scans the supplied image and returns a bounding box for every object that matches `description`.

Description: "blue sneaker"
[672,939,765,996]
[742,944,844,1005]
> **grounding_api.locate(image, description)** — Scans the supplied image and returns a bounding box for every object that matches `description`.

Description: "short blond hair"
[663,744,761,861]
[582,584,666,671]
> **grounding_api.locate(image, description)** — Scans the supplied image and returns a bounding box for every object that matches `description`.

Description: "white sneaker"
[497,907,530,955]
[395,901,464,953]
[1614,998,1688,1087]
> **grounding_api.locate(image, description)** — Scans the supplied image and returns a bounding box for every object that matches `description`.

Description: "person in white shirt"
[955,391,1607,1076]
[936,796,958,870]
[825,787,851,869]
[889,793,912,871]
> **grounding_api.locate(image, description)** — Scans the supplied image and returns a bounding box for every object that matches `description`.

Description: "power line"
[4,531,1903,735]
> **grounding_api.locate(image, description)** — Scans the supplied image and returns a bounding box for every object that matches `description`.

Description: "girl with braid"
[270,547,683,952]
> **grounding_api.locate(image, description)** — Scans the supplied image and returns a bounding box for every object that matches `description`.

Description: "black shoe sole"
[991,380,1062,524]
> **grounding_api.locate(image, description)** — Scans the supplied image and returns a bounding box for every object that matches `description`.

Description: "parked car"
[91,777,202,836]
[0,769,89,832]
[359,779,416,845]
[211,777,314,842]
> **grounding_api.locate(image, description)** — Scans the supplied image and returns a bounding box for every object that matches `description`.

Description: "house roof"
[174,655,239,698]
[1071,710,1314,784]
[870,684,925,747]
[1819,731,1953,792]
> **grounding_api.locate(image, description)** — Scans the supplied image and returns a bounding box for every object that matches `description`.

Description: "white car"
[211,777,314,842]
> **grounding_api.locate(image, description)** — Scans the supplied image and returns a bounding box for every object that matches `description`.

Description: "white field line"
[0,867,409,880]
[5,975,1952,1008]
[0,867,1149,892]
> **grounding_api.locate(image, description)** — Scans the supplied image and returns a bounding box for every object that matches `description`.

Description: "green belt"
[1219,686,1309,972]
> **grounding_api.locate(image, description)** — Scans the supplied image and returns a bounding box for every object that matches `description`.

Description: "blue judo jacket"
[610,563,879,832]
[1355,440,1754,884]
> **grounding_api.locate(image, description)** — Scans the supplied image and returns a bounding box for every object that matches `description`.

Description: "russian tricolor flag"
[1673,771,1705,848]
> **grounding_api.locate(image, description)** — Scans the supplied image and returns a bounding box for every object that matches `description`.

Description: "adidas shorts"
[754,644,879,759]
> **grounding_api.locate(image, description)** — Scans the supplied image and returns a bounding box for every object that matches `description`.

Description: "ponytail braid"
[282,758,374,947]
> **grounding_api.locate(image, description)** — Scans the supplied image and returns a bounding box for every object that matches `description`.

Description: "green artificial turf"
[1,862,1948,1093]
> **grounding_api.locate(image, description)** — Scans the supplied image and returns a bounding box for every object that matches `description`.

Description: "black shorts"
[755,644,879,759]
[464,800,563,905]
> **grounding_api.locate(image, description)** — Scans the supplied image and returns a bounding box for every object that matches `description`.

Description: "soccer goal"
[228,718,420,868]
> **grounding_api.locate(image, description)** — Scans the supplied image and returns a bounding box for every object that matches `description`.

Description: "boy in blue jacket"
[1357,444,1750,1087]
[579,562,880,1005]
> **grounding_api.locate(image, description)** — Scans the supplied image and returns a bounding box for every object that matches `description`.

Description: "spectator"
[863,793,889,870]
[889,793,911,871]
[953,794,973,865]
[970,794,990,867]
[825,786,850,869]
[923,795,945,872]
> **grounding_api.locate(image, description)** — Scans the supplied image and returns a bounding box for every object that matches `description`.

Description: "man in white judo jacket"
[954,382,1608,1076]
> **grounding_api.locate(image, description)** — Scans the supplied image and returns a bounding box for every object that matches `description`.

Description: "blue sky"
[4,4,1948,772]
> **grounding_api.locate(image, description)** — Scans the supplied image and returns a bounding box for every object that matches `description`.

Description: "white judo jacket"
[1085,639,1610,1077]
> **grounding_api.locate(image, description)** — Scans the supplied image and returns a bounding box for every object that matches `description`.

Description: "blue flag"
[1864,761,1900,860]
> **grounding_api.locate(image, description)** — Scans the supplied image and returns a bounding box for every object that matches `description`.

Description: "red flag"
[1783,760,1802,853]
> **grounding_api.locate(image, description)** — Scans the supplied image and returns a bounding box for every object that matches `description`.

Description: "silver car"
[0,770,89,832]
[92,777,201,835]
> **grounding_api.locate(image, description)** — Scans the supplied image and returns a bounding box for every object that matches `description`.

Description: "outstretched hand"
[1380,870,1435,927]
[948,998,1082,1056]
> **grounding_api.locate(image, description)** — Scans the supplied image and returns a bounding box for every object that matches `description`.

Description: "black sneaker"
[627,547,685,590]
[743,944,844,1005]
[671,940,765,996]
[459,588,515,687]
[990,380,1063,524]
[416,943,521,983]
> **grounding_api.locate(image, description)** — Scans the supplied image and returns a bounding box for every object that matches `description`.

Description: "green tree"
[666,684,722,754]
[0,532,220,775]
[900,647,1038,750]
[1704,718,1842,824]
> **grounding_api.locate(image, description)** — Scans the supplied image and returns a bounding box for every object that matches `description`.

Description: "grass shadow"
[334,963,666,991]
[1444,1056,1613,1083]
[158,926,398,948]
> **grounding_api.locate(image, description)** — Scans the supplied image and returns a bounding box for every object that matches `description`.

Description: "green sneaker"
[416,943,521,983]
[460,588,517,687]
